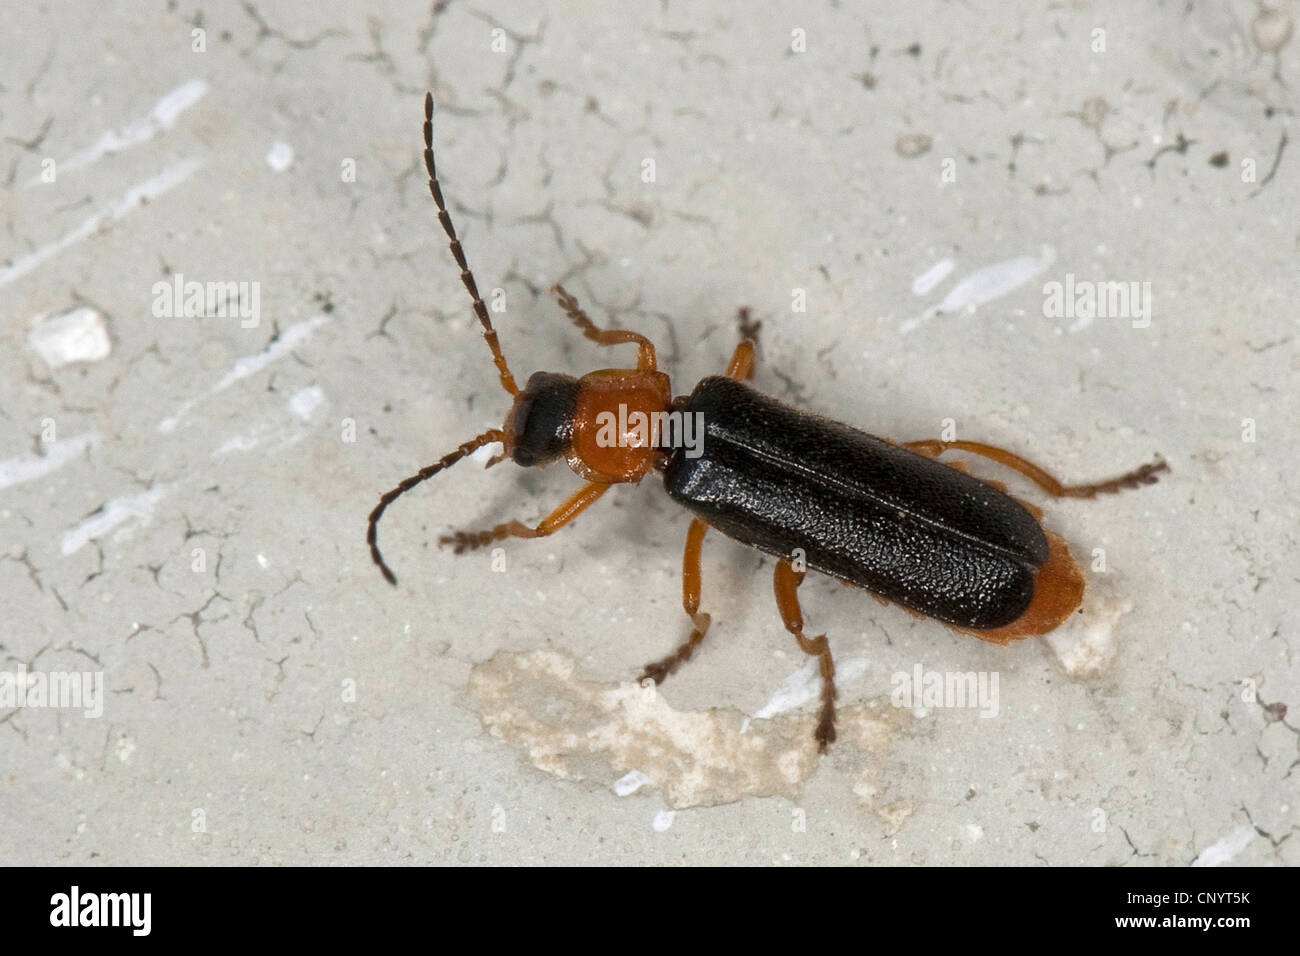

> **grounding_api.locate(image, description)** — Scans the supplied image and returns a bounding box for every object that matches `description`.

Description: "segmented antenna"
[424,92,519,396]
[367,428,507,585]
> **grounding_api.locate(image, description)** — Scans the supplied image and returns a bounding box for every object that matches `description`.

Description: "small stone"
[895,132,933,158]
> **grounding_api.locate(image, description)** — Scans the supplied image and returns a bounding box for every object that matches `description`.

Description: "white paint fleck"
[901,245,1057,333]
[266,140,295,172]
[288,385,324,420]
[211,316,328,394]
[214,387,324,454]
[256,553,270,569]
[754,653,869,720]
[60,483,172,555]
[612,769,653,796]
[159,313,330,432]
[911,258,955,296]
[0,433,100,490]
[652,810,676,832]
[931,246,1056,312]
[469,442,504,466]
[28,307,112,368]
[1046,596,1130,675]
[214,431,265,455]
[1192,825,1255,866]
[27,79,208,185]
[0,159,203,290]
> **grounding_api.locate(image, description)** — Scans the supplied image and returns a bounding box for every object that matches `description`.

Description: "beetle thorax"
[567,368,673,483]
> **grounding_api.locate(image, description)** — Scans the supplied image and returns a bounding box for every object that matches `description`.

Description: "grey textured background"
[2,0,1296,864]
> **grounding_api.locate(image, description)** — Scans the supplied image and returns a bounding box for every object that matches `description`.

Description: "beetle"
[367,93,1169,751]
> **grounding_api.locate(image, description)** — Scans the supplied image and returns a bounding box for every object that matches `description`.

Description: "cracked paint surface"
[0,0,1296,864]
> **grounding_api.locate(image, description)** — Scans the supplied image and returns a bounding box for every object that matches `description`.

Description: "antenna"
[424,92,518,396]
[367,428,507,585]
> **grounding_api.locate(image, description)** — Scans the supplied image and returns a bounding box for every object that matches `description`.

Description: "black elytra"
[663,376,1048,629]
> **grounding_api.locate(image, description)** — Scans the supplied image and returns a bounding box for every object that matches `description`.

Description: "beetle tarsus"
[815,707,837,753]
[438,529,493,554]
[773,559,840,753]
[638,660,671,686]
[1059,455,1171,498]
[900,440,1170,501]
[803,633,838,755]
[639,611,711,686]
[737,306,762,345]
[552,284,658,371]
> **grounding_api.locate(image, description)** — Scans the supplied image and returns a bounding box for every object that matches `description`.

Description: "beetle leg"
[552,284,657,371]
[903,446,1018,493]
[724,341,756,381]
[438,481,610,554]
[773,558,838,753]
[724,307,761,381]
[902,440,1169,499]
[639,518,712,685]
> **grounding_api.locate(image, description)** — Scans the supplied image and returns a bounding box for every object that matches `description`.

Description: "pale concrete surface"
[1,0,1296,864]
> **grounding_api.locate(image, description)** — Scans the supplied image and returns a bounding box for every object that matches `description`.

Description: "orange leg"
[902,439,1168,499]
[724,307,761,381]
[639,518,712,684]
[773,558,838,753]
[552,284,657,371]
[439,481,610,554]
